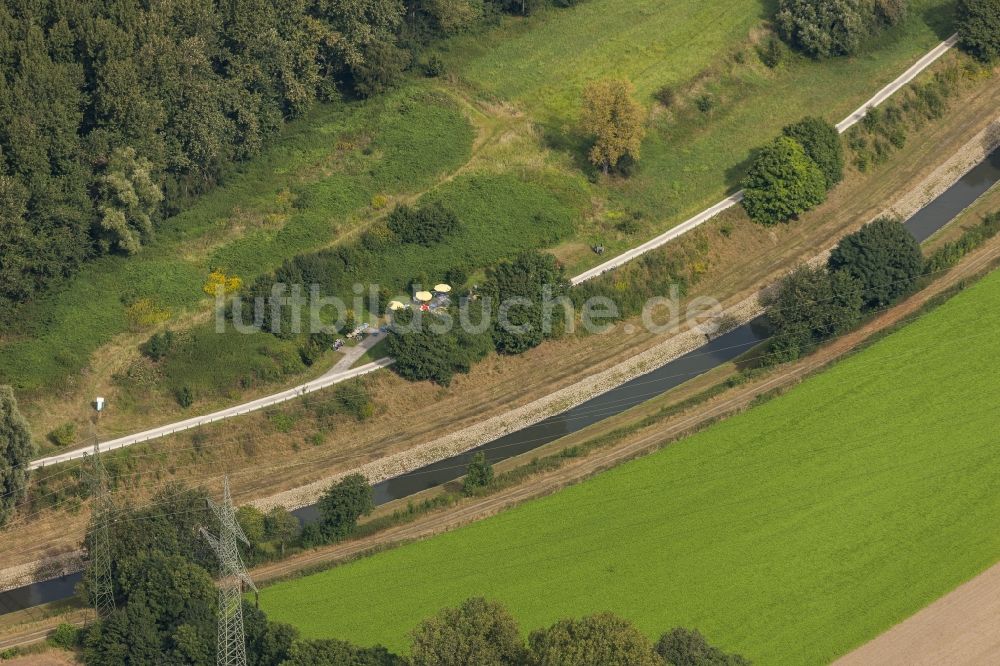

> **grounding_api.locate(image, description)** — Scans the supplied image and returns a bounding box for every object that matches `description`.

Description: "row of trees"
[766,217,923,361]
[0,0,572,323]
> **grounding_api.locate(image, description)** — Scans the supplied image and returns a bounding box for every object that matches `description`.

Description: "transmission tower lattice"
[201,476,258,666]
[87,437,116,620]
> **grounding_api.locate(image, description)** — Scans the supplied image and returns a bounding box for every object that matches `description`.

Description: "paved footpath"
[29,35,959,470]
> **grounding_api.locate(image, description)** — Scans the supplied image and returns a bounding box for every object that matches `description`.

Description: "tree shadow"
[541,123,600,180]
[723,147,762,191]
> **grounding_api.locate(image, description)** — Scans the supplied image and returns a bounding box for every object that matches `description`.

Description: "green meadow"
[261,268,1000,665]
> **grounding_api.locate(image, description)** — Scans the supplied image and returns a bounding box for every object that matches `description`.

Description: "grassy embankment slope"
[1,0,954,430]
[262,265,1000,665]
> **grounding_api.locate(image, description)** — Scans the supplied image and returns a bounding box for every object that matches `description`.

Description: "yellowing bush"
[202,270,242,297]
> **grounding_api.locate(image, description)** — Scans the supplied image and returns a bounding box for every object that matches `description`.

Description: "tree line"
[0,0,580,323]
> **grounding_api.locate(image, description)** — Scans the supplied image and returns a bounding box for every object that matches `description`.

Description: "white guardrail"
[30,35,959,470]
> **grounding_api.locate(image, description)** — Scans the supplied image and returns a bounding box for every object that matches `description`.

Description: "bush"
[528,612,661,666]
[175,385,194,408]
[462,452,494,494]
[696,94,715,113]
[387,202,461,246]
[759,35,785,68]
[49,623,81,650]
[776,0,906,58]
[655,627,751,666]
[410,598,526,666]
[318,474,374,541]
[766,265,864,362]
[351,39,411,98]
[654,85,676,107]
[424,54,446,77]
[828,217,924,308]
[140,330,174,361]
[47,422,77,447]
[957,0,1000,62]
[782,116,844,188]
[741,136,827,225]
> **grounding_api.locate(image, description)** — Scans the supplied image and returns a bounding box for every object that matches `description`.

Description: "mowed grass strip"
[261,268,1000,665]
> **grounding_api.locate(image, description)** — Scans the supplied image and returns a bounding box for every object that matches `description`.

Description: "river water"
[3,146,998,616]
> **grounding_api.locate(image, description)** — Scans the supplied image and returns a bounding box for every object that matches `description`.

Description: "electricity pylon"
[201,476,257,666]
[87,436,116,620]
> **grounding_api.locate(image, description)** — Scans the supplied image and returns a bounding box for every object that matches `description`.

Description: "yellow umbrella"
[388,300,406,311]
[434,284,452,293]
[414,291,433,302]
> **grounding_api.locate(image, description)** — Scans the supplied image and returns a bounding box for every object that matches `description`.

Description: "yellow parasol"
[414,291,433,302]
[434,284,452,293]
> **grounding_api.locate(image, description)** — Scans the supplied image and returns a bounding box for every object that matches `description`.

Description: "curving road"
[29,35,958,471]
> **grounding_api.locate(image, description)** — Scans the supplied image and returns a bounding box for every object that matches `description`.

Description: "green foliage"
[318,473,375,541]
[655,627,751,666]
[94,147,163,255]
[924,211,1000,274]
[957,0,1000,62]
[782,116,844,188]
[175,385,194,408]
[758,36,785,68]
[527,612,662,666]
[741,136,828,225]
[351,39,412,98]
[0,386,34,527]
[387,202,462,246]
[49,623,82,650]
[244,603,299,666]
[283,638,406,665]
[47,422,77,448]
[828,217,924,308]
[463,452,495,494]
[265,506,302,556]
[410,597,527,666]
[140,330,174,361]
[776,0,908,58]
[766,265,864,362]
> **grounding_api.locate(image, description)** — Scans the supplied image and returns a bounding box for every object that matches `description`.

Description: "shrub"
[424,54,445,77]
[957,0,1000,62]
[654,85,676,107]
[463,452,494,494]
[140,330,174,361]
[47,423,77,447]
[776,0,905,58]
[387,202,460,246]
[175,385,194,408]
[759,35,784,67]
[766,265,864,362]
[351,39,411,98]
[49,623,81,650]
[410,598,526,666]
[655,627,751,666]
[782,116,844,188]
[528,612,661,666]
[696,94,715,113]
[741,136,827,225]
[828,217,924,308]
[318,474,374,541]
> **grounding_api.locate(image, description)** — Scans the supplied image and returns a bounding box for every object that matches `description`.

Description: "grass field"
[261,266,1000,664]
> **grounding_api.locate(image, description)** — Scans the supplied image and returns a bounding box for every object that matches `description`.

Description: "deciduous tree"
[581,79,646,174]
[528,612,661,666]
[0,386,33,527]
[410,597,527,666]
[957,0,1000,62]
[318,473,374,540]
[828,217,923,308]
[741,136,827,225]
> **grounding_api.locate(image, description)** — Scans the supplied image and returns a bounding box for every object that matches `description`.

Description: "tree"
[93,147,163,255]
[528,612,661,666]
[741,136,827,226]
[244,602,298,666]
[265,506,301,556]
[655,628,751,666]
[828,217,923,308]
[463,452,494,494]
[581,79,646,174]
[351,37,412,97]
[782,116,844,188]
[284,638,405,665]
[956,0,1000,62]
[766,265,864,362]
[0,386,34,527]
[237,505,268,556]
[386,312,465,386]
[410,597,527,666]
[318,473,374,540]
